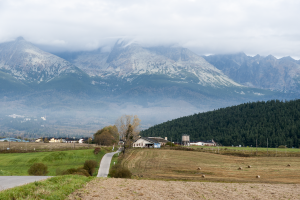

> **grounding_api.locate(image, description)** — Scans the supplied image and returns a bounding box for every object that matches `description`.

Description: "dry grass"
[0,142,96,152]
[121,149,300,184]
[187,146,300,157]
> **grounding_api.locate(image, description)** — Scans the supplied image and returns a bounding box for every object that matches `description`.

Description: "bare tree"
[115,115,141,153]
[115,115,141,141]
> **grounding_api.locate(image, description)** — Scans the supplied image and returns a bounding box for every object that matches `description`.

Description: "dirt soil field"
[68,178,300,200]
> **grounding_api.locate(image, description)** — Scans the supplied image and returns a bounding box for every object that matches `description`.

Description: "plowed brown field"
[68,178,300,200]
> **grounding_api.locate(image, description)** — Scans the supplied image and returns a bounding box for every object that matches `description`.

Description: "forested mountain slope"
[141,99,300,148]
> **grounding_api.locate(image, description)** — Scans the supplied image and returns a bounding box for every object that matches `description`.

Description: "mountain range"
[0,37,299,133]
[204,53,300,93]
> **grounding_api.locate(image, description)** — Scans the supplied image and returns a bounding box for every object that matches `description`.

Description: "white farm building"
[133,137,169,148]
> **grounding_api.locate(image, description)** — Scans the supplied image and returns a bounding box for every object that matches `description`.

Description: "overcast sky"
[1,0,300,58]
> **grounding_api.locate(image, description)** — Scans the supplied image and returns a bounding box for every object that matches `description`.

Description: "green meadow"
[0,148,109,176]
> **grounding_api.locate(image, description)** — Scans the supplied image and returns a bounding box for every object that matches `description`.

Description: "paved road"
[97,150,121,177]
[0,176,52,191]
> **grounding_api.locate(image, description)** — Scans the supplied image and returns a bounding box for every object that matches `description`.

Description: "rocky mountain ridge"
[0,37,81,83]
[204,53,300,93]
[56,40,241,87]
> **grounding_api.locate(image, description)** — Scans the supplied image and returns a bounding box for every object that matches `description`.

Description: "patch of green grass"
[0,175,94,200]
[0,148,107,176]
[110,153,120,168]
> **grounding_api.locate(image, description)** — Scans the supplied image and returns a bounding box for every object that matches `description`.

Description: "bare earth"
[69,178,300,200]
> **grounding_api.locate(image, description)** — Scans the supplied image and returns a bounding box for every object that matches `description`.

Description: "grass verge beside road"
[0,175,94,200]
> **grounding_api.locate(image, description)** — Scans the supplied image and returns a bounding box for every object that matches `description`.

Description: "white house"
[49,138,61,143]
[133,137,168,148]
[202,139,217,146]
[35,138,43,143]
[190,141,204,146]
[78,139,85,143]
[190,140,217,146]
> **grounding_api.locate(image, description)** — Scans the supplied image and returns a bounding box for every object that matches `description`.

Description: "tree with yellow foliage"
[94,125,119,146]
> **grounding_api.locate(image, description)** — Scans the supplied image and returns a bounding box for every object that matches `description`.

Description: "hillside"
[141,99,300,148]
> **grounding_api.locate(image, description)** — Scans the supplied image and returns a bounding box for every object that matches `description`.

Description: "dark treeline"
[141,99,300,148]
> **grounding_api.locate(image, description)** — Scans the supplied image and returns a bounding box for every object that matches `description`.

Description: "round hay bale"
[202,175,205,178]
[287,164,291,167]
[248,165,251,168]
[256,175,260,178]
[238,167,242,170]
[197,167,201,170]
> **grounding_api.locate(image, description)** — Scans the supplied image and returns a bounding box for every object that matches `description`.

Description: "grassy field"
[191,145,300,152]
[0,175,95,200]
[180,145,300,157]
[0,147,113,176]
[0,142,96,152]
[122,148,300,184]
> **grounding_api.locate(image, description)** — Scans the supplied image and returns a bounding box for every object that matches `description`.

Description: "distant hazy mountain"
[51,40,282,108]
[0,37,82,83]
[0,38,291,133]
[204,53,300,93]
[56,40,241,87]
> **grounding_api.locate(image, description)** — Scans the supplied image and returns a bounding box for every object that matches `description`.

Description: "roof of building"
[148,137,169,143]
[200,140,216,144]
[135,137,168,144]
[0,138,28,142]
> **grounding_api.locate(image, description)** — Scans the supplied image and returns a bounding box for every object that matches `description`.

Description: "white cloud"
[1,0,300,58]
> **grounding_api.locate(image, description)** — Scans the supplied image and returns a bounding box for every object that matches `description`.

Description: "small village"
[0,136,217,148]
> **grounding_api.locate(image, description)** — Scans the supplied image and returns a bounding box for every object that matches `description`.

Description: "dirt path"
[68,178,300,200]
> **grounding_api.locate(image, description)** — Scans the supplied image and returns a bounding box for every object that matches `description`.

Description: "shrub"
[83,160,98,176]
[94,147,101,155]
[278,145,287,148]
[61,168,90,177]
[109,164,132,178]
[63,168,78,175]
[28,163,48,176]
[166,142,175,147]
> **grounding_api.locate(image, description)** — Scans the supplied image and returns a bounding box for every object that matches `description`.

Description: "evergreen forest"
[141,99,300,148]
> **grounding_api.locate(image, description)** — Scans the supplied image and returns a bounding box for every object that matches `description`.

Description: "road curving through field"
[97,149,121,177]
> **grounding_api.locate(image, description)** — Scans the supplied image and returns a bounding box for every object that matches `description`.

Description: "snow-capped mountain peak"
[0,37,80,82]
[68,41,242,87]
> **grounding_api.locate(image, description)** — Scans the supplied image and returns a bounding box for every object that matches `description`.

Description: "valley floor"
[68,178,300,200]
